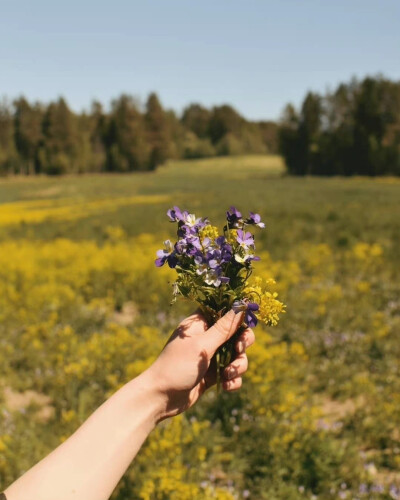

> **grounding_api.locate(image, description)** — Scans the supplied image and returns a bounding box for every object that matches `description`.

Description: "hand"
[146,309,255,421]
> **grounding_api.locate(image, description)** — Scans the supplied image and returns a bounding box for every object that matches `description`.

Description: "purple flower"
[247,212,265,228]
[175,235,203,257]
[177,222,196,238]
[203,268,229,287]
[175,239,188,255]
[208,258,219,269]
[177,218,208,240]
[226,206,243,228]
[196,263,208,276]
[220,244,233,263]
[215,236,233,264]
[155,240,178,268]
[184,236,202,255]
[182,212,202,228]
[232,300,259,327]
[245,302,259,327]
[167,206,185,222]
[201,237,212,249]
[205,248,220,267]
[236,229,254,248]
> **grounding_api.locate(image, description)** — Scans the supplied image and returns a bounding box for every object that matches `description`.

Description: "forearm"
[5,370,162,500]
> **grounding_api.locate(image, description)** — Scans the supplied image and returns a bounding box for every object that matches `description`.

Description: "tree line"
[2,75,399,177]
[279,75,400,176]
[0,93,278,175]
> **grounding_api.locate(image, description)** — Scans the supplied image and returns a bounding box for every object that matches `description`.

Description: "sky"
[1,0,399,121]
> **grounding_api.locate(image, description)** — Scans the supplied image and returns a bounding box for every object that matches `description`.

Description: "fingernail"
[227,309,236,320]
[237,341,245,353]
[227,308,243,323]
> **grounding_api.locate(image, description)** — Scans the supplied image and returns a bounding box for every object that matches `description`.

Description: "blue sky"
[1,0,399,120]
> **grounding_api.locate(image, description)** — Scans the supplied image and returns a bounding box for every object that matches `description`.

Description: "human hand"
[145,309,255,421]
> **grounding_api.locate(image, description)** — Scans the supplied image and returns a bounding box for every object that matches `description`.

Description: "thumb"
[204,308,244,355]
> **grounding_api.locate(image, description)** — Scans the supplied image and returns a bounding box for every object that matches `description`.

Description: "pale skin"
[4,309,255,500]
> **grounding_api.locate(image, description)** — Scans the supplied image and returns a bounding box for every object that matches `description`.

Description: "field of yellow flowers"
[0,156,399,499]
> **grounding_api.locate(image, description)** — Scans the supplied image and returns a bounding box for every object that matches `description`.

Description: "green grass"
[1,155,400,498]
[0,154,399,263]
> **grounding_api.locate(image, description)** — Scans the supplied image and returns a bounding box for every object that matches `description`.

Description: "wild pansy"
[247,212,266,228]
[156,206,285,389]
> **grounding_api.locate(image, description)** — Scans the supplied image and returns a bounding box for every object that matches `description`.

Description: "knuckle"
[213,317,231,338]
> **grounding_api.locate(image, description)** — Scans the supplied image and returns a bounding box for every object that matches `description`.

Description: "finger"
[222,376,242,392]
[223,353,248,380]
[235,328,255,354]
[202,355,218,390]
[204,309,244,354]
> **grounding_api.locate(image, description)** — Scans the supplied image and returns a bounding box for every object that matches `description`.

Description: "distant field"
[1,155,400,499]
[0,154,398,261]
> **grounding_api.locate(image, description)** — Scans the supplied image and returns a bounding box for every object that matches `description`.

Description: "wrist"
[123,367,167,426]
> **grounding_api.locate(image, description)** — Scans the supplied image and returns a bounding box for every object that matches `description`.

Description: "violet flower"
[203,268,229,287]
[167,206,186,222]
[233,300,259,327]
[155,240,178,268]
[247,212,265,229]
[182,212,202,227]
[236,229,254,249]
[226,206,243,228]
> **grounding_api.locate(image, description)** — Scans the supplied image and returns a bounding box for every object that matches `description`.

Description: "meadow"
[0,155,399,499]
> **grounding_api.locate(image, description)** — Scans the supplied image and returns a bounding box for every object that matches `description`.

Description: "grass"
[0,154,399,262]
[1,155,400,498]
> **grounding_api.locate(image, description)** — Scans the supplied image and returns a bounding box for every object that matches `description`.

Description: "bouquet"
[155,206,285,389]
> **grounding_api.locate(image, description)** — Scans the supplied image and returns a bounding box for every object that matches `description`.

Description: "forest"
[0,75,399,177]
[279,76,400,176]
[0,93,278,175]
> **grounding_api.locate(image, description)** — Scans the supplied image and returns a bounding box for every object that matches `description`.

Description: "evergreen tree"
[0,99,18,175]
[39,98,78,174]
[258,121,279,154]
[208,105,243,145]
[77,101,106,173]
[105,95,149,171]
[14,97,43,175]
[145,93,170,170]
[279,104,301,175]
[164,110,186,159]
[181,104,211,139]
[298,92,322,175]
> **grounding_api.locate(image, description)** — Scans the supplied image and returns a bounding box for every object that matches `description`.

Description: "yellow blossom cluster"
[226,228,238,246]
[0,195,171,227]
[199,224,220,242]
[245,277,286,326]
[0,226,397,498]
